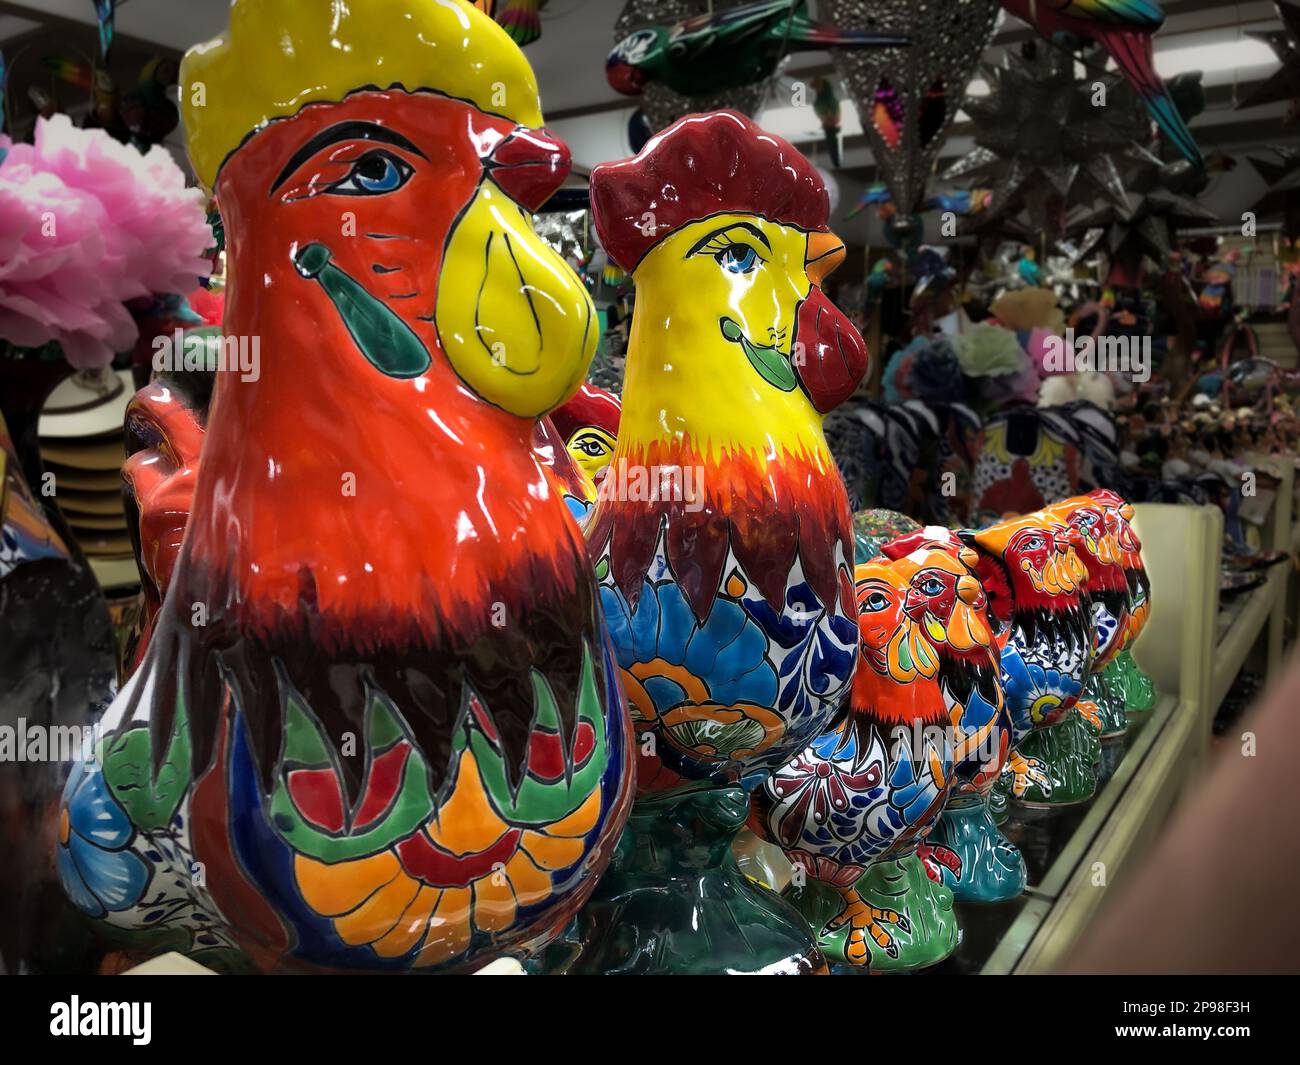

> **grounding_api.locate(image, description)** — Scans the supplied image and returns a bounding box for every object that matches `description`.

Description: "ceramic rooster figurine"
[1091,488,1158,716]
[550,382,622,493]
[754,541,1004,970]
[1046,492,1135,739]
[879,527,1026,905]
[557,110,868,975]
[962,511,1098,806]
[120,374,205,675]
[997,0,1204,165]
[57,0,633,974]
[606,0,907,98]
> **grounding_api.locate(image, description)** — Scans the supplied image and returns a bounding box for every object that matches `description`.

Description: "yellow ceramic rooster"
[558,111,869,975]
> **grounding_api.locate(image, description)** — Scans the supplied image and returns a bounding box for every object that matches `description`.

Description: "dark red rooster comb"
[551,382,621,441]
[589,110,830,272]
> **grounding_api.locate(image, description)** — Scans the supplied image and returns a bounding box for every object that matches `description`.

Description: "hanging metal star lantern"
[823,0,1001,229]
[1247,148,1300,238]
[943,42,1150,243]
[1239,0,1300,125]
[1068,144,1219,284]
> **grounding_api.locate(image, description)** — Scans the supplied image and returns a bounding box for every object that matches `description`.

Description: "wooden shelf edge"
[1210,563,1290,710]
[1011,698,1203,974]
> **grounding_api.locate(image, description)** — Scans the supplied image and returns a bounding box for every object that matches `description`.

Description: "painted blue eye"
[864,591,890,612]
[331,150,413,196]
[716,244,759,273]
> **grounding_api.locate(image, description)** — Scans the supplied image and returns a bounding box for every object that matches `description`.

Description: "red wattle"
[793,285,869,414]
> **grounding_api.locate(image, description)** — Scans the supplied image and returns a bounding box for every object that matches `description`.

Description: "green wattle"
[720,316,797,393]
[293,241,431,379]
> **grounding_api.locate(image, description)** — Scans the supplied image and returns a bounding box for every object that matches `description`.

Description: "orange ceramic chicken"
[56,0,632,974]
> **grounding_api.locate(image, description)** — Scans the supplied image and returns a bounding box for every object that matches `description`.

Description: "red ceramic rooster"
[56,0,632,975]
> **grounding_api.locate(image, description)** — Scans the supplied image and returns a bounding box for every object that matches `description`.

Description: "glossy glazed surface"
[877,527,1027,903]
[549,383,621,494]
[121,378,204,674]
[59,0,633,973]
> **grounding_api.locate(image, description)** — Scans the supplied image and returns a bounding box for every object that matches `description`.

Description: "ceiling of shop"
[2,0,1294,233]
[3,0,1287,121]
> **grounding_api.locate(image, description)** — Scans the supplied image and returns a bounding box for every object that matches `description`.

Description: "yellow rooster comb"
[181,0,543,190]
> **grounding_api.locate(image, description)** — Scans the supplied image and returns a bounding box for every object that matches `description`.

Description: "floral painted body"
[755,544,999,968]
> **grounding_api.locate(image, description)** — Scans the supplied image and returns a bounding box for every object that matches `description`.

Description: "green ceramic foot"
[925,792,1027,903]
[785,850,958,972]
[1105,650,1158,720]
[1010,709,1102,806]
[543,785,826,975]
[1082,672,1128,740]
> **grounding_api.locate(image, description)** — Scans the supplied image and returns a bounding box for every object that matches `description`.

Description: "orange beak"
[806,230,846,287]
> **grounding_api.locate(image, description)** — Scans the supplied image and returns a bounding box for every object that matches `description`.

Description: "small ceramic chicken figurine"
[753,541,1004,971]
[561,110,869,975]
[550,383,621,493]
[961,511,1098,806]
[1090,489,1158,717]
[57,0,633,974]
[880,528,1026,905]
[1046,493,1135,739]
[120,375,205,675]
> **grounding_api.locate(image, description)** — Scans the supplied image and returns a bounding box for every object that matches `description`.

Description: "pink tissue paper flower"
[0,115,212,368]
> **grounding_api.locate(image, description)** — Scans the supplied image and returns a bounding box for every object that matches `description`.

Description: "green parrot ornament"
[607,0,907,98]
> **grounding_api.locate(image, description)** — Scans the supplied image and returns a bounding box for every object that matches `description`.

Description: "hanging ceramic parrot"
[1017,248,1043,287]
[606,0,907,97]
[997,0,1204,166]
[39,55,92,90]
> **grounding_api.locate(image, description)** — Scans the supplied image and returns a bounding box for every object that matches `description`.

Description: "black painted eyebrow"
[686,221,772,256]
[270,121,428,195]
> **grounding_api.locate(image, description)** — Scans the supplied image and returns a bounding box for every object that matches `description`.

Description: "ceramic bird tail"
[998,0,1203,166]
[1095,26,1202,166]
[494,0,544,46]
[93,0,115,59]
[39,54,93,90]
[784,4,908,50]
